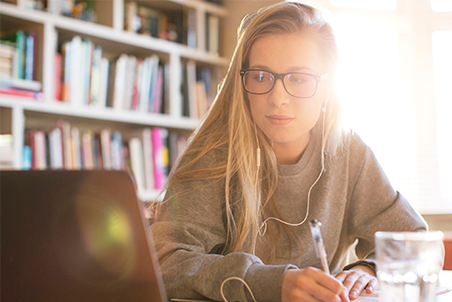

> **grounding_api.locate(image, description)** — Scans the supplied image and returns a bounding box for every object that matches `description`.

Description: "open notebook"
[1,170,168,302]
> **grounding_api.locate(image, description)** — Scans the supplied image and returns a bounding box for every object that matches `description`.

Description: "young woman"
[151,2,426,302]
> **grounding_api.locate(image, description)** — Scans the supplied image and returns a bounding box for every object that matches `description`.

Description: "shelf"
[0,2,230,66]
[128,0,227,17]
[0,96,200,130]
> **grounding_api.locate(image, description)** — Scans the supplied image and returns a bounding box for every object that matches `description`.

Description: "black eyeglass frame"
[239,69,329,99]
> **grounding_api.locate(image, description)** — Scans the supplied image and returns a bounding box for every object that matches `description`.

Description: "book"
[71,127,81,170]
[111,131,124,170]
[0,57,12,70]
[0,134,13,169]
[129,137,146,192]
[60,41,71,102]
[105,58,116,108]
[0,77,42,91]
[24,31,36,81]
[184,8,197,48]
[34,130,47,170]
[81,129,94,169]
[49,127,63,169]
[112,54,128,110]
[7,31,25,79]
[0,42,15,59]
[54,53,62,100]
[23,145,32,170]
[89,45,102,107]
[0,87,43,100]
[58,120,73,170]
[131,58,143,110]
[97,57,109,108]
[100,128,112,170]
[152,65,164,113]
[196,80,208,118]
[207,14,220,55]
[123,55,137,110]
[186,60,198,119]
[80,39,93,106]
[152,127,169,190]
[142,128,155,190]
[93,133,103,169]
[147,55,160,113]
[162,62,170,114]
[69,36,82,106]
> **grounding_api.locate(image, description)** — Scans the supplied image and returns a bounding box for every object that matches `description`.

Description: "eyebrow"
[249,64,314,72]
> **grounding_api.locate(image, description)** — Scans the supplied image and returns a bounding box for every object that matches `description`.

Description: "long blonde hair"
[160,1,342,262]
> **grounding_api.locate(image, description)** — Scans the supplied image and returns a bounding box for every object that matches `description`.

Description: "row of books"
[0,30,37,81]
[23,120,189,191]
[124,1,220,54]
[182,62,221,119]
[55,35,169,114]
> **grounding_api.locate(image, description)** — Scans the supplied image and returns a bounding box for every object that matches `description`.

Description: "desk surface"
[356,270,452,302]
[437,270,452,302]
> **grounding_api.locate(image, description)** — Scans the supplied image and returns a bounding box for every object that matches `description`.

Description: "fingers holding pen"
[282,268,350,302]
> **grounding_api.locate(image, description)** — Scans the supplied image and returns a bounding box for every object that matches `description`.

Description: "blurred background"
[0,0,450,234]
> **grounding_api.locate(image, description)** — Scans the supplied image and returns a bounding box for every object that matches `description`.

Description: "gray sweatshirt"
[151,131,427,302]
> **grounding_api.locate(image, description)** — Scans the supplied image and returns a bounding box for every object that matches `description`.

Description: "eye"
[251,71,272,83]
[288,74,310,85]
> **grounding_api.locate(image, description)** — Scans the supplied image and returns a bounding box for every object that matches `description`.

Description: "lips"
[266,114,294,126]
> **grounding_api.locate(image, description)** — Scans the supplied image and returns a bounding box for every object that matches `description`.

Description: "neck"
[273,132,311,165]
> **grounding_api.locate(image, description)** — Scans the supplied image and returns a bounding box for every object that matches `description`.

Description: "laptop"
[1,170,168,302]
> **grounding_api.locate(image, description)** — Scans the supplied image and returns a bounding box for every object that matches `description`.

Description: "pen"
[309,219,330,274]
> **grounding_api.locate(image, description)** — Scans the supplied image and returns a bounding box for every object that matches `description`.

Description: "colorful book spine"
[54,53,62,100]
[15,30,25,79]
[0,87,43,100]
[89,45,102,107]
[129,137,145,192]
[142,128,155,190]
[152,127,169,190]
[24,31,36,81]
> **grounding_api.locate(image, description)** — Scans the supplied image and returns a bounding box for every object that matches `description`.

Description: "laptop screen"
[1,170,167,302]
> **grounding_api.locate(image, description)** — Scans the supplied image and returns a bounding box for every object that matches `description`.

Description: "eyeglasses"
[240,69,329,98]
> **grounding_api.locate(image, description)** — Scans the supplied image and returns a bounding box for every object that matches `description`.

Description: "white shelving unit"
[0,0,229,202]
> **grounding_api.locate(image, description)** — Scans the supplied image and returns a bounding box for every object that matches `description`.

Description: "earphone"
[257,102,328,236]
[220,103,328,302]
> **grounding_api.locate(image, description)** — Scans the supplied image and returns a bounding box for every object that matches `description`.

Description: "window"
[431,0,452,12]
[432,30,452,206]
[322,0,452,213]
[334,23,416,199]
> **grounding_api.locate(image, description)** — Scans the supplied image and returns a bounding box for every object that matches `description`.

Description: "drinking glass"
[375,231,444,302]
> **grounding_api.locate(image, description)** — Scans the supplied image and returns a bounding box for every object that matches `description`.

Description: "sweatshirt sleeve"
[345,134,427,267]
[150,154,296,302]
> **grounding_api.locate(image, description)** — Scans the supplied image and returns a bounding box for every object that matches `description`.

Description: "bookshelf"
[0,0,229,202]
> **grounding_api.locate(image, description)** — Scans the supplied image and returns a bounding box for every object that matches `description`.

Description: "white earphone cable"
[220,277,258,302]
[224,105,327,301]
[258,105,327,236]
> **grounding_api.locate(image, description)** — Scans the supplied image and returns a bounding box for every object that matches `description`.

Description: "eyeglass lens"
[243,70,317,98]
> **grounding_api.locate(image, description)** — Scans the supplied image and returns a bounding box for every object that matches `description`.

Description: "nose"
[268,78,290,108]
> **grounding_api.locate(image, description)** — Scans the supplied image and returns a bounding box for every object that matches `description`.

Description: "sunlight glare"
[432,30,452,204]
[334,20,417,203]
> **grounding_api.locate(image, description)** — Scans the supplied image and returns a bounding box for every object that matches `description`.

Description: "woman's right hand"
[282,267,350,302]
